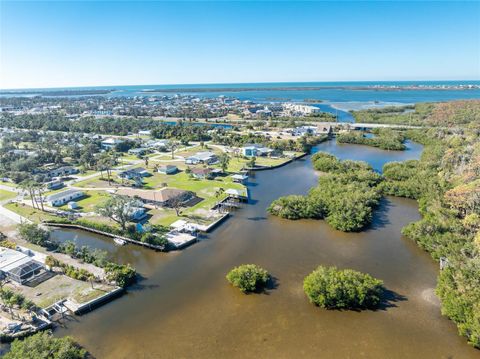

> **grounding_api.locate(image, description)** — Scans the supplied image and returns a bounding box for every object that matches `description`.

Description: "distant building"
[118,167,150,180]
[45,189,84,207]
[185,151,218,165]
[116,188,195,207]
[231,174,249,184]
[190,167,214,180]
[283,103,321,116]
[101,137,124,150]
[46,180,64,190]
[128,207,147,221]
[145,139,169,151]
[241,144,274,158]
[128,148,148,156]
[158,165,178,175]
[47,166,78,178]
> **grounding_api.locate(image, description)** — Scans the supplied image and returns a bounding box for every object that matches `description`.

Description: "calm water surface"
[52,141,478,358]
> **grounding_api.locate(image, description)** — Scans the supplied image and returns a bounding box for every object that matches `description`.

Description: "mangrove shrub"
[303,266,384,309]
[226,264,269,293]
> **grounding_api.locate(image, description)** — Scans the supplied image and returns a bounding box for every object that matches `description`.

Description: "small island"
[226,264,270,293]
[303,266,384,309]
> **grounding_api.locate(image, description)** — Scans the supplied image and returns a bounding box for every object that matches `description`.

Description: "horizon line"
[2,79,480,92]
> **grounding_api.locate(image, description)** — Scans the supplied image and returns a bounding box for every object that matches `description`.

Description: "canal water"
[52,140,479,358]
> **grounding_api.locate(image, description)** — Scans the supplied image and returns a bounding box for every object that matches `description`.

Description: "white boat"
[113,237,126,246]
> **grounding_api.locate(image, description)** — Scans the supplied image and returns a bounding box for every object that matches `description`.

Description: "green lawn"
[0,189,16,201]
[4,202,58,223]
[143,171,245,226]
[75,170,99,178]
[59,190,109,212]
[0,181,17,188]
[74,174,122,188]
[142,170,244,192]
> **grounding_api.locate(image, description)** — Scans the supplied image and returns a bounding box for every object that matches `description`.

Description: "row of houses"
[101,137,170,152]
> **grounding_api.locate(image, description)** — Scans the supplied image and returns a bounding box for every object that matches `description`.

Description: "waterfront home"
[292,126,317,136]
[128,207,147,221]
[283,103,321,116]
[158,165,178,175]
[225,188,247,200]
[46,189,84,207]
[241,144,274,158]
[138,130,151,136]
[231,173,249,184]
[317,125,333,135]
[116,187,195,207]
[185,151,218,165]
[0,247,46,285]
[191,167,214,180]
[118,167,150,180]
[101,137,124,150]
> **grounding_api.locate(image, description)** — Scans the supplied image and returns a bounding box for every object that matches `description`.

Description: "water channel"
[51,140,478,358]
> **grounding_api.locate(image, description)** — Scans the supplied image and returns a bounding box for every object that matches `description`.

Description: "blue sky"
[0,1,479,89]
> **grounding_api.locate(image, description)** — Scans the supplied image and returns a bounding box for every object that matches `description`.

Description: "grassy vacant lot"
[4,202,57,223]
[58,190,109,212]
[74,174,122,188]
[0,189,16,201]
[10,275,115,308]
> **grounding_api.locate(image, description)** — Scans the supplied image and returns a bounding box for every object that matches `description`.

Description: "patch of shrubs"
[268,152,381,232]
[303,266,384,309]
[226,264,270,293]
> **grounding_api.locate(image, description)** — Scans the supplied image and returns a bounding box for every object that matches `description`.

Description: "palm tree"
[88,273,96,289]
[19,179,37,209]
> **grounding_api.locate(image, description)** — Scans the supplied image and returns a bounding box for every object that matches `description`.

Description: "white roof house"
[101,137,124,149]
[46,189,84,207]
[231,174,249,183]
[185,151,218,165]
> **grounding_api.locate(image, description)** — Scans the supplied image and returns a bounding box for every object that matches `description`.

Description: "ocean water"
[2,81,480,104]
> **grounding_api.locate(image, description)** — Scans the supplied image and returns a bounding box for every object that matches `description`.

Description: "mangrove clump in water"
[303,266,384,309]
[226,264,270,293]
[268,152,382,231]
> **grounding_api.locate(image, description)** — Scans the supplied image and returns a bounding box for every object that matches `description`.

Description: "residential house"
[45,189,84,207]
[185,151,218,165]
[231,174,249,184]
[158,165,178,175]
[241,144,274,158]
[118,167,150,180]
[46,180,64,190]
[47,166,78,178]
[116,188,195,208]
[0,247,46,285]
[101,137,124,150]
[292,126,317,136]
[128,207,147,221]
[145,139,169,151]
[128,148,148,156]
[191,168,214,180]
